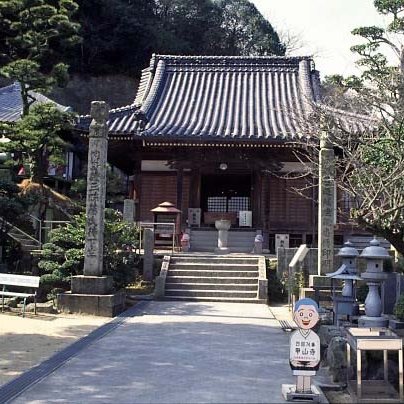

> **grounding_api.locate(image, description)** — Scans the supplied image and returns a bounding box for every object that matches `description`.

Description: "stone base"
[281,384,320,403]
[358,315,389,328]
[57,290,125,317]
[71,275,113,295]
[389,319,404,330]
[214,247,230,255]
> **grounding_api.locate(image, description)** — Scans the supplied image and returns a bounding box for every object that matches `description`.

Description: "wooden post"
[133,160,141,222]
[189,167,201,208]
[252,168,262,229]
[176,167,184,226]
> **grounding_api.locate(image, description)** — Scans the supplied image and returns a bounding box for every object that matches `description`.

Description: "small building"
[0,82,79,190]
[76,55,368,252]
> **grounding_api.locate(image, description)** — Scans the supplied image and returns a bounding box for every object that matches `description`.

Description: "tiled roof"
[76,54,373,141]
[0,82,70,122]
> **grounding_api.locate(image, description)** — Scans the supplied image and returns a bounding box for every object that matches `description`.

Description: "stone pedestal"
[214,219,231,254]
[58,290,125,317]
[358,315,388,328]
[71,275,113,295]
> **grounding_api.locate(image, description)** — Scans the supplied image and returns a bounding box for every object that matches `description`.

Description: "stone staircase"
[189,229,256,253]
[0,217,41,253]
[159,254,267,303]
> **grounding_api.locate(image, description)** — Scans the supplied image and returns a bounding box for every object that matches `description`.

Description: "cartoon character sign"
[289,298,321,395]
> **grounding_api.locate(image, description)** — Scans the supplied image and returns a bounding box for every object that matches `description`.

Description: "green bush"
[394,294,404,321]
[266,259,286,303]
[38,209,139,293]
[356,283,369,303]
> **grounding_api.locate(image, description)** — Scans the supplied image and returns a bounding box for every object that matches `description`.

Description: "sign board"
[0,273,40,288]
[239,211,252,227]
[188,208,201,226]
[290,330,320,365]
[283,298,321,400]
[289,298,321,371]
[275,234,289,251]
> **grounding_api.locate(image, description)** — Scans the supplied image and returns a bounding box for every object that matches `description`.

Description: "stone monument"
[123,199,135,223]
[318,132,335,275]
[214,219,231,254]
[58,101,125,317]
[143,228,155,282]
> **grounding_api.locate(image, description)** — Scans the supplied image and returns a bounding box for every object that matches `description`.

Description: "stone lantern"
[327,241,361,325]
[358,237,391,328]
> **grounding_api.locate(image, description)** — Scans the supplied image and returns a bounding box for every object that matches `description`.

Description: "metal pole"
[288,265,292,311]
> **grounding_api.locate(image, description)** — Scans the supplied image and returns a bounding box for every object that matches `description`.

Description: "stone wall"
[276,247,341,278]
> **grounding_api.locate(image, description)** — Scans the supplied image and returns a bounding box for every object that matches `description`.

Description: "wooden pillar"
[176,167,184,223]
[133,159,142,222]
[252,169,262,229]
[189,168,201,208]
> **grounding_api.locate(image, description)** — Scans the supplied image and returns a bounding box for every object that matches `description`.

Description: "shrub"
[394,294,404,321]
[356,283,369,303]
[38,209,139,293]
[266,259,286,303]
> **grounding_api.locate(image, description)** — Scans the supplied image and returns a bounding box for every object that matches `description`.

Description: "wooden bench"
[0,273,40,317]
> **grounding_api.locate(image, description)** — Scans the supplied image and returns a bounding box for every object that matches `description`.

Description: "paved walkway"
[8,301,294,403]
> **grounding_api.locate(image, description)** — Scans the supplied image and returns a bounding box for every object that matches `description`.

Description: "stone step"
[170,256,259,264]
[165,282,258,291]
[166,276,258,284]
[164,289,258,298]
[169,263,258,270]
[168,269,258,278]
[190,238,254,243]
[191,247,253,253]
[163,296,266,304]
[190,230,256,236]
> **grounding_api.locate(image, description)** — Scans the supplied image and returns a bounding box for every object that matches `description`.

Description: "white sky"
[251,0,389,78]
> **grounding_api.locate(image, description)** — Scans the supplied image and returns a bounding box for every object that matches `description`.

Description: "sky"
[251,0,390,78]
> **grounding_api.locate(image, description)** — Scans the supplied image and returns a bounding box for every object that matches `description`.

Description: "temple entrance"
[200,173,251,226]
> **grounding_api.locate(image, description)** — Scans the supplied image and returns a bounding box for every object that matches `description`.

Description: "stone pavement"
[8,301,295,403]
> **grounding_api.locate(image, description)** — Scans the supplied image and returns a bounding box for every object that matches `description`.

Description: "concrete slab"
[12,302,295,403]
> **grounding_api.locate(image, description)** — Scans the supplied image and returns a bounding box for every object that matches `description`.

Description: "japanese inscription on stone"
[83,101,109,276]
[318,132,335,275]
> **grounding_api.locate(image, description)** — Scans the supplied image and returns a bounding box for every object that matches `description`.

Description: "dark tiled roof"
[0,82,70,122]
[76,54,372,141]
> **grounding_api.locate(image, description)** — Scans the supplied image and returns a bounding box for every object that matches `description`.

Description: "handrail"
[0,217,40,245]
[29,215,70,245]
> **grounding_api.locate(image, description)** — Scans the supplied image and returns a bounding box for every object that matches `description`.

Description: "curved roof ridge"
[77,102,138,120]
[153,54,312,61]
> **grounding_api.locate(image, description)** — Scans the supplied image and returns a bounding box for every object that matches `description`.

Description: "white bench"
[0,273,40,317]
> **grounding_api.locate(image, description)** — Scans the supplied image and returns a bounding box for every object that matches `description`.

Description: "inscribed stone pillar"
[83,101,109,276]
[143,228,155,281]
[318,132,335,275]
[123,199,135,223]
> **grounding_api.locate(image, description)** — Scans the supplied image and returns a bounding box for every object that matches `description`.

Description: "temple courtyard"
[0,301,299,403]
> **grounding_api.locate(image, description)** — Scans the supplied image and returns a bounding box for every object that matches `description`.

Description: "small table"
[346,327,403,402]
